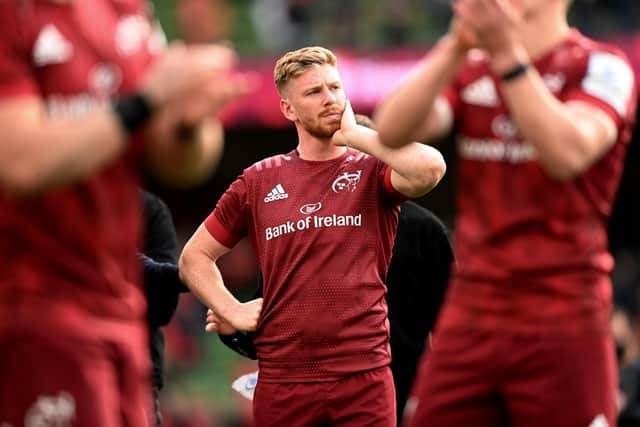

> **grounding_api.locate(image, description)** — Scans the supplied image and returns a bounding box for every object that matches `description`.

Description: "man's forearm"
[375,36,465,147]
[345,127,446,197]
[0,101,129,197]
[494,46,618,181]
[178,253,241,318]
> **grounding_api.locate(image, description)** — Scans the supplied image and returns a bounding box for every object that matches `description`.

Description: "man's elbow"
[177,252,192,287]
[405,151,447,197]
[538,149,600,183]
[420,154,447,195]
[541,163,578,182]
[536,120,615,182]
[540,161,586,182]
[422,146,447,184]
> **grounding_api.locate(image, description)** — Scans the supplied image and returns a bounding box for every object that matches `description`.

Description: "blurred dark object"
[219,331,258,360]
[251,0,314,51]
[387,201,453,423]
[610,106,640,253]
[570,0,640,34]
[144,191,181,392]
[143,190,183,426]
[619,361,640,427]
[613,306,640,426]
[611,249,640,317]
[610,107,640,317]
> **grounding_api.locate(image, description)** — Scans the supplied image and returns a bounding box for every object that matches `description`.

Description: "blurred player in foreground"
[179,46,446,426]
[375,0,637,426]
[0,1,252,425]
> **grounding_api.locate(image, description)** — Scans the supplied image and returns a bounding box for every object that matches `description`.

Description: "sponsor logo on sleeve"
[582,52,634,116]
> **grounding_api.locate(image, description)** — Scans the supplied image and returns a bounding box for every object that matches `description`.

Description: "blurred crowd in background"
[144,1,640,426]
[152,0,640,52]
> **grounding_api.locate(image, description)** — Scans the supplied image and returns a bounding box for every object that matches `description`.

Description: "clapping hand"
[452,0,523,56]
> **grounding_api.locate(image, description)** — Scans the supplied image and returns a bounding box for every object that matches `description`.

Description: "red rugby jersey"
[206,148,405,382]
[440,30,637,335]
[0,0,159,332]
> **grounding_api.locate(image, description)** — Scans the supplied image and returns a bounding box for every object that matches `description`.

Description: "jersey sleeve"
[0,3,39,99]
[204,174,250,248]
[442,82,461,118]
[563,50,636,129]
[378,161,411,203]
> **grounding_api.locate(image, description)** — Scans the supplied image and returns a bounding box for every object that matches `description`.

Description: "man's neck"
[520,6,571,61]
[296,130,347,161]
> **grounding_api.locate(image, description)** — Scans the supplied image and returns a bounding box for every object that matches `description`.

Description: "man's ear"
[280,98,296,122]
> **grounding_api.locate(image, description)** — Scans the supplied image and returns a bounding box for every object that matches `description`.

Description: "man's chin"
[308,125,340,139]
[327,123,341,135]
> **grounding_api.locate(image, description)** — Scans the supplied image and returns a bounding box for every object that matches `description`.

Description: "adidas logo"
[33,24,73,67]
[264,184,288,203]
[461,76,499,107]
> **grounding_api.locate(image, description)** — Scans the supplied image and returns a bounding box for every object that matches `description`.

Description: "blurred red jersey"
[0,0,159,332]
[440,30,637,335]
[206,149,404,382]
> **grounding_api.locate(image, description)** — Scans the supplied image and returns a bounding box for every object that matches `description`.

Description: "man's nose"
[323,86,337,105]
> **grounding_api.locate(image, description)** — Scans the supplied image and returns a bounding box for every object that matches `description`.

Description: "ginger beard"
[299,106,344,138]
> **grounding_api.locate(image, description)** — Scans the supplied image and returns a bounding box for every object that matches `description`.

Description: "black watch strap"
[112,93,154,135]
[500,63,531,82]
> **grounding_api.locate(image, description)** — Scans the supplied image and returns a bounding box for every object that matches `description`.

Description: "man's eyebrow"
[302,84,322,93]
